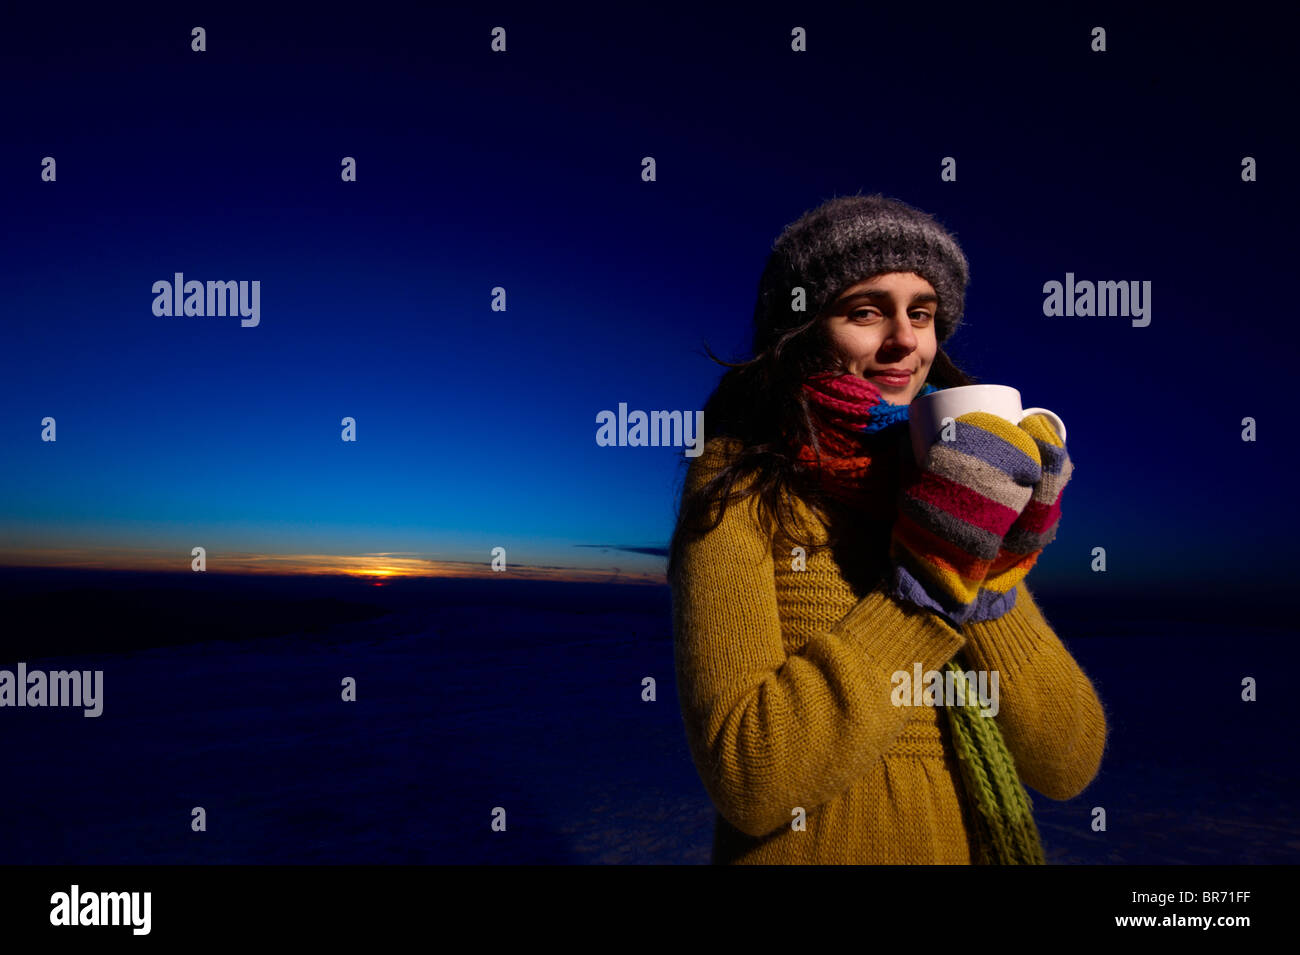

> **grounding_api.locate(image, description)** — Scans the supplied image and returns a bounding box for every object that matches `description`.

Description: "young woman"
[668,194,1107,864]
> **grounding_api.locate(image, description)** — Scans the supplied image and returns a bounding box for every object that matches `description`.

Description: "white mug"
[908,384,1066,467]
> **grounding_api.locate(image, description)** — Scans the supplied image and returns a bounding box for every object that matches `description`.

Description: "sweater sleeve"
[957,582,1108,800]
[670,439,969,838]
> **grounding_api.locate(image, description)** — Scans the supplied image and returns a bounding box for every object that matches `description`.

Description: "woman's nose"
[885,316,916,350]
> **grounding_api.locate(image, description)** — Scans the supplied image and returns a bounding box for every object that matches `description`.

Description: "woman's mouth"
[866,369,913,389]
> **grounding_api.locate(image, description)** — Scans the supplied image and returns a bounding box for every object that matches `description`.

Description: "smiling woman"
[825,271,939,403]
[667,193,1107,865]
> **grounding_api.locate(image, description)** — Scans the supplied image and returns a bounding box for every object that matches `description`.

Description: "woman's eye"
[851,310,932,323]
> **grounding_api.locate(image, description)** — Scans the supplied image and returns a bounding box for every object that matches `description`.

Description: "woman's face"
[823,271,939,405]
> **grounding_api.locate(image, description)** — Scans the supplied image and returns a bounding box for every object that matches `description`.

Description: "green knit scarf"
[943,655,1046,864]
[796,371,1047,864]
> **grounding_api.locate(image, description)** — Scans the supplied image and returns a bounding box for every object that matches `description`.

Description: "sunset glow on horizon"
[0,547,668,585]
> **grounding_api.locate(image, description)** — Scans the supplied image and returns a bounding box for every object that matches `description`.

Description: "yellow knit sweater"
[670,436,1108,864]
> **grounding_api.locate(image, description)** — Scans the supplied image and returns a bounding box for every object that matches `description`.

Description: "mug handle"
[1018,407,1066,443]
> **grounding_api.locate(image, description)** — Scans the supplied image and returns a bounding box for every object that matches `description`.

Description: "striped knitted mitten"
[887,410,1043,625]
[973,414,1074,615]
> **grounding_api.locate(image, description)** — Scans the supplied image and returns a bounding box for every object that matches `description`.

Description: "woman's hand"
[887,410,1043,624]
[975,413,1074,604]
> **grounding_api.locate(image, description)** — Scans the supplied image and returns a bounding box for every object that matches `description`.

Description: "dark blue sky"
[1,4,1293,590]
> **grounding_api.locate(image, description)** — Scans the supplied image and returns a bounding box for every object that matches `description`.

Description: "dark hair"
[666,293,977,583]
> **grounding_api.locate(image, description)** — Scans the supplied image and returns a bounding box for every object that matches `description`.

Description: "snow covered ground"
[0,569,1293,864]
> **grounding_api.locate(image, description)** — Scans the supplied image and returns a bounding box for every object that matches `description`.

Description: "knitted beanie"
[753,193,971,349]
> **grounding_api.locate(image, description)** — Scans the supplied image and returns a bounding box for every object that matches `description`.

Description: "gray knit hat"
[753,193,971,346]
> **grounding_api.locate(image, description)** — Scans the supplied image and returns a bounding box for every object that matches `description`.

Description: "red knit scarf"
[794,371,1046,864]
[794,371,917,522]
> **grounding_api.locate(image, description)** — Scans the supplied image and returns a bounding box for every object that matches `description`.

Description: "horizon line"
[0,551,669,586]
